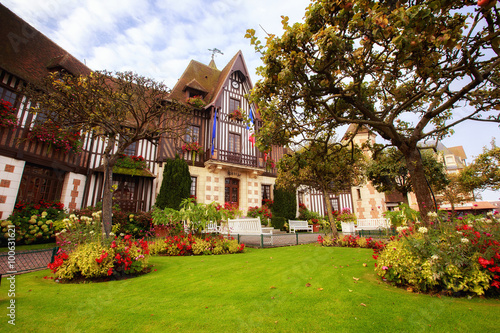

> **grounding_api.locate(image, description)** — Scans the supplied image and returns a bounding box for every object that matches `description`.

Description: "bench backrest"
[289,220,308,227]
[225,217,262,234]
[357,218,390,228]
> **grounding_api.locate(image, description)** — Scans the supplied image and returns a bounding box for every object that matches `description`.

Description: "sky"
[3,0,499,201]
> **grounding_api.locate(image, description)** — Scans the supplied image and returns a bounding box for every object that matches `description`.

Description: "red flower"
[107,268,113,276]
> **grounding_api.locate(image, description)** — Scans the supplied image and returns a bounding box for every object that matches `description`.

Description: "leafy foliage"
[367,148,448,201]
[272,188,297,220]
[247,0,500,222]
[460,141,500,192]
[155,156,191,210]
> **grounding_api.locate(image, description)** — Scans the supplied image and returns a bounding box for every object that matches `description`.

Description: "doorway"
[224,178,239,206]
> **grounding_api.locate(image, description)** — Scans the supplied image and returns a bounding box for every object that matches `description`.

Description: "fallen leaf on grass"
[306,283,311,287]
[362,263,367,267]
[406,287,413,293]
[353,277,359,281]
[349,290,353,292]
[317,288,323,291]
[270,286,276,289]
[360,303,367,307]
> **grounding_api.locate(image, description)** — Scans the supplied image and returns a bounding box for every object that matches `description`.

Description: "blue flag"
[247,107,255,147]
[211,108,217,156]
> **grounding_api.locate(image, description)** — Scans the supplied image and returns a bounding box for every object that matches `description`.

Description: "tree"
[272,187,297,221]
[438,172,474,216]
[247,0,500,224]
[26,71,189,236]
[366,147,449,204]
[460,141,500,192]
[156,155,191,210]
[276,140,365,236]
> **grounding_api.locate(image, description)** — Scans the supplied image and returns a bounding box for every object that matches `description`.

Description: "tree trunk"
[404,148,434,225]
[322,186,338,237]
[101,137,117,238]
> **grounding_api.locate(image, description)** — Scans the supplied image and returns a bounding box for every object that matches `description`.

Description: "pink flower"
[382,266,388,270]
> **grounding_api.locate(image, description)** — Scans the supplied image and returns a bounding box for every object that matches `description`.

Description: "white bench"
[220,217,268,235]
[289,220,313,233]
[341,222,356,234]
[356,218,390,230]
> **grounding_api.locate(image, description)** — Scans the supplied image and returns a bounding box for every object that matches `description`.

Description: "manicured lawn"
[1,244,499,332]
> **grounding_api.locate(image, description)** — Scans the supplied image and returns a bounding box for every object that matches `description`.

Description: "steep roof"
[0,4,90,83]
[448,146,467,161]
[169,51,255,112]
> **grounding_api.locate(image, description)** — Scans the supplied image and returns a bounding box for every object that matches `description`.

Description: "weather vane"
[208,48,223,60]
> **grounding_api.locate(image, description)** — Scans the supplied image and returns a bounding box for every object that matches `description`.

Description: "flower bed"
[374,211,500,296]
[149,233,245,256]
[48,235,150,282]
[318,234,386,252]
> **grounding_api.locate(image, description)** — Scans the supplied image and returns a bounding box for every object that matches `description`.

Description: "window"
[445,156,455,165]
[123,142,137,156]
[228,98,240,112]
[228,133,241,153]
[185,125,200,143]
[190,176,197,198]
[225,178,239,206]
[262,184,271,200]
[0,86,17,105]
[357,188,361,200]
[17,163,65,204]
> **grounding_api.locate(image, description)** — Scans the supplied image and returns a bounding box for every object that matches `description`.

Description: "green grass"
[0,242,56,253]
[1,244,499,332]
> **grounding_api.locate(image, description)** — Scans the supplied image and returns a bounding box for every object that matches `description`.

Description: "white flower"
[487,212,494,217]
[89,231,94,234]
[120,233,125,237]
[427,212,438,218]
[431,255,439,260]
[461,238,470,244]
[69,214,76,219]
[109,232,115,236]
[418,227,428,234]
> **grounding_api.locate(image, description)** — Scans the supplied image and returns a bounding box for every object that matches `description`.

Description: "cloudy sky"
[3,0,499,200]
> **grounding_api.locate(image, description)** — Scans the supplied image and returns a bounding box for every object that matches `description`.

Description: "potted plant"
[186,95,206,108]
[28,120,82,153]
[0,99,17,130]
[336,208,357,233]
[229,109,243,121]
[181,141,203,165]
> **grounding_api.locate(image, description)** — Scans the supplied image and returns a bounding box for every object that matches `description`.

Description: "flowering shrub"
[115,154,147,169]
[0,99,17,129]
[2,201,65,245]
[55,212,104,251]
[262,199,274,209]
[28,120,82,153]
[266,158,276,170]
[48,235,150,281]
[247,206,272,221]
[150,233,245,256]
[318,234,386,251]
[336,208,357,223]
[186,95,206,108]
[374,211,500,296]
[216,202,242,219]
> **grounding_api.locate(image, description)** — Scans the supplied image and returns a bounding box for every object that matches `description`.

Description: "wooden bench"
[220,217,268,235]
[356,218,390,230]
[288,220,313,233]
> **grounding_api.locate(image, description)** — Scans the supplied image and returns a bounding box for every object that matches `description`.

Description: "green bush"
[155,155,191,210]
[272,188,296,220]
[150,233,245,256]
[270,216,286,231]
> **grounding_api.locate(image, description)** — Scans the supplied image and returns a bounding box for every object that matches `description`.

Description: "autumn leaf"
[317,288,324,291]
[270,286,276,289]
[306,283,311,287]
[353,277,359,281]
[360,303,367,307]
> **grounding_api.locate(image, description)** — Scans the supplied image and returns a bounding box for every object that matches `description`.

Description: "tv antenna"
[208,48,223,60]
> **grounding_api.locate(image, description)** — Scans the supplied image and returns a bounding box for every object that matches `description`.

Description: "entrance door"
[224,178,239,206]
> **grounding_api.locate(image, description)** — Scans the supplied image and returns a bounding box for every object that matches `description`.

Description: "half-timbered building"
[0,4,158,218]
[159,52,285,214]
